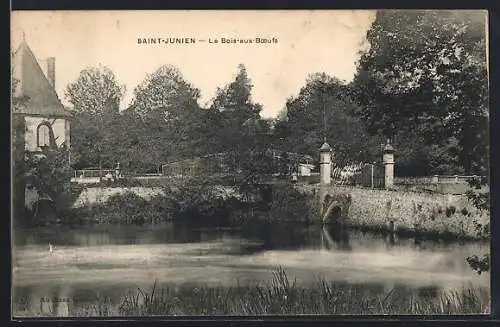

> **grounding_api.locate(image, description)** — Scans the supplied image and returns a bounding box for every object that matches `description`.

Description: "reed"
[13,268,490,317]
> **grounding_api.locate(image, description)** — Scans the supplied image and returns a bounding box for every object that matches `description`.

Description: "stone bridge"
[314,140,393,226]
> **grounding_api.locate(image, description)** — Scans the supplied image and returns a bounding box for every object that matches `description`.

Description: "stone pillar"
[319,142,332,186]
[383,139,395,189]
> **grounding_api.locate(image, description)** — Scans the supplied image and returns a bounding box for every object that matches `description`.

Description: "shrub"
[268,185,314,223]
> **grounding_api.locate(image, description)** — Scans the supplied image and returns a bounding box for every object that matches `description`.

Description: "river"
[12,222,489,316]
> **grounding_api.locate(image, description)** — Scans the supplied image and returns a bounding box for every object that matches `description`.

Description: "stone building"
[12,39,71,219]
[12,40,71,152]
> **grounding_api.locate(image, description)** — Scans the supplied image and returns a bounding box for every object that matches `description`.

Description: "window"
[37,124,52,149]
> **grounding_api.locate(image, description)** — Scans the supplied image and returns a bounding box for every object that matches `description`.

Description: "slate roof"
[12,41,71,118]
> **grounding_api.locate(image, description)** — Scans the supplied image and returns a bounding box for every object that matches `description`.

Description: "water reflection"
[321,225,352,251]
[12,221,489,316]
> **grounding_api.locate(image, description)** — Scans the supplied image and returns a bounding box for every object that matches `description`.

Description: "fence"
[354,163,385,188]
[393,175,486,194]
[338,163,485,190]
[161,153,231,177]
[331,163,384,188]
[161,150,314,178]
[71,169,117,184]
[394,175,483,185]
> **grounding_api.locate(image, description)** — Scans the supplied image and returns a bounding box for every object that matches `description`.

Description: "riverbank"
[23,180,490,243]
[13,268,490,317]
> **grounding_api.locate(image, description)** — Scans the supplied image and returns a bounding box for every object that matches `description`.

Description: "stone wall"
[71,187,165,208]
[330,186,489,239]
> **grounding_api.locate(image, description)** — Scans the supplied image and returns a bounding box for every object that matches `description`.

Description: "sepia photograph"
[11,10,490,317]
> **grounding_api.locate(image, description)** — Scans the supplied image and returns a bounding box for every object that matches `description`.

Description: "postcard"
[11,10,490,317]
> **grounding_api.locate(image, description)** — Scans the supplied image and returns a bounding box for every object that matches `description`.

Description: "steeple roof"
[11,41,71,118]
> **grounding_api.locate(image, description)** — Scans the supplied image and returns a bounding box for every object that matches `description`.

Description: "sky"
[11,10,376,118]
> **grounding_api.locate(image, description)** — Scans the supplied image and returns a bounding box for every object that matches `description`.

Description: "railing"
[394,175,484,185]
[332,163,383,187]
[71,169,119,184]
[72,169,117,178]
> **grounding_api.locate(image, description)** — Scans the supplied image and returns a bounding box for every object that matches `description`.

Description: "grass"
[13,268,490,317]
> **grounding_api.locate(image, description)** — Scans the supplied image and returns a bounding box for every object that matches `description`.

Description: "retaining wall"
[331,186,490,239]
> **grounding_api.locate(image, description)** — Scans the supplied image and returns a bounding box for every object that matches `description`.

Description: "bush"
[268,185,314,223]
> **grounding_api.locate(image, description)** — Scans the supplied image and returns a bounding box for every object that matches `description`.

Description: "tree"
[65,65,125,116]
[23,146,72,210]
[353,10,490,274]
[210,64,264,153]
[65,66,125,169]
[205,64,276,196]
[274,73,383,167]
[131,65,201,122]
[353,10,488,175]
[211,64,260,118]
[129,65,205,169]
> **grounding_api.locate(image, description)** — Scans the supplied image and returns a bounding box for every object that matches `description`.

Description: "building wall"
[24,116,70,151]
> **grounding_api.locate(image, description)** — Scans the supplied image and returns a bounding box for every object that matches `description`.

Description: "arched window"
[37,123,52,149]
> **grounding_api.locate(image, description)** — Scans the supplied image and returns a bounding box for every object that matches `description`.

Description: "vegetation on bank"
[13,268,490,317]
[48,180,315,227]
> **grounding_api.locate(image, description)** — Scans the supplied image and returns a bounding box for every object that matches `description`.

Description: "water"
[12,222,489,316]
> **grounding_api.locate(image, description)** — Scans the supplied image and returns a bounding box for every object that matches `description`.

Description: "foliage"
[353,10,488,175]
[210,64,261,119]
[351,10,490,274]
[127,65,206,170]
[68,190,172,225]
[274,73,384,166]
[205,64,277,196]
[209,64,265,152]
[465,175,490,274]
[466,254,490,275]
[268,185,314,223]
[12,78,72,220]
[23,146,72,210]
[130,65,201,121]
[65,66,125,169]
[67,64,210,172]
[65,65,125,116]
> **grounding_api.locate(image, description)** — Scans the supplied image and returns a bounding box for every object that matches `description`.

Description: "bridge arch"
[319,190,352,226]
[323,201,343,225]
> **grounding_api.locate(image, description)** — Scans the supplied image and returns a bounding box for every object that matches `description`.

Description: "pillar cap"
[320,142,332,152]
[383,139,394,153]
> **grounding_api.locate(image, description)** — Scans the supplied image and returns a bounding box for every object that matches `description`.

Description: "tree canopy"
[62,12,489,178]
[65,66,125,170]
[131,64,201,122]
[353,10,488,175]
[65,65,125,116]
[274,73,383,167]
